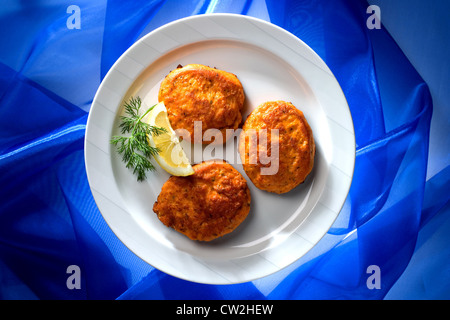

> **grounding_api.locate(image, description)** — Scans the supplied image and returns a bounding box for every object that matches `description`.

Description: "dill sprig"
[111,96,166,182]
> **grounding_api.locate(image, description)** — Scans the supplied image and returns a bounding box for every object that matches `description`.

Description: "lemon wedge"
[143,102,194,176]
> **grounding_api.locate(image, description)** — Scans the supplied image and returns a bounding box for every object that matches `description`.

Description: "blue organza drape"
[1,0,446,299]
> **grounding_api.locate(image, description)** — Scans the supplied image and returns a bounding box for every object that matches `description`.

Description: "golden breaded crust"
[158,64,245,144]
[153,160,251,241]
[239,101,315,194]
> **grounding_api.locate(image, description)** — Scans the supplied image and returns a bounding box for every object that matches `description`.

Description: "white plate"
[85,14,355,284]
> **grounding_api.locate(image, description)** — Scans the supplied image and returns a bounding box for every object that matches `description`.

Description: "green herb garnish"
[110,96,166,182]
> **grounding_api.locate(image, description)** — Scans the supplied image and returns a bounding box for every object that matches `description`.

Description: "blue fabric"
[0,0,447,299]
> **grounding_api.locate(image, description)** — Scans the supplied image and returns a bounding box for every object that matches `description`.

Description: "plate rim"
[85,13,355,284]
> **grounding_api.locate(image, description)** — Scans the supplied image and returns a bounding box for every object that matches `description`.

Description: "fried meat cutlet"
[153,160,251,241]
[158,64,245,144]
[239,101,315,194]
